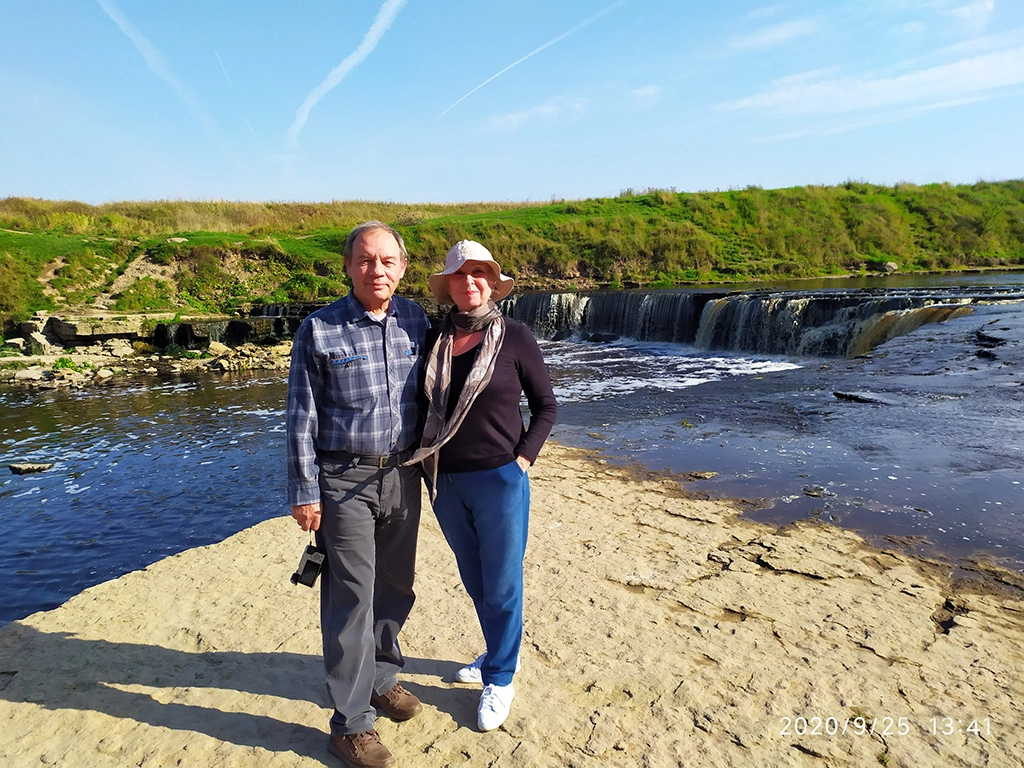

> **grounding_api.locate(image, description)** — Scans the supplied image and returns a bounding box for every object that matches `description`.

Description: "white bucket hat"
[428,240,515,304]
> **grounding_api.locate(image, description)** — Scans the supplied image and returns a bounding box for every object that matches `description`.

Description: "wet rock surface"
[3,312,293,391]
[3,310,293,391]
[8,463,53,475]
[832,390,899,404]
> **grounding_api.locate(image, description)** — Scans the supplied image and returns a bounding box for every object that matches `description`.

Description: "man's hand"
[515,455,531,473]
[292,503,322,532]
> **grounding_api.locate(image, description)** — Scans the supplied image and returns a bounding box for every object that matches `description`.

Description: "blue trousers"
[432,460,530,687]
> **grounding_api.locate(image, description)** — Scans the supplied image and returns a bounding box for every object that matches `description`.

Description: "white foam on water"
[156,382,198,395]
[239,408,285,418]
[540,339,801,404]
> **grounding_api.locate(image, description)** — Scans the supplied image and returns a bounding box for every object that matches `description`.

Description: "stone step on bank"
[17,307,311,351]
[1,310,299,389]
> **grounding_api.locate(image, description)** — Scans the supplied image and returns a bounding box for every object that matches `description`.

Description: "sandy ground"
[1,444,1021,768]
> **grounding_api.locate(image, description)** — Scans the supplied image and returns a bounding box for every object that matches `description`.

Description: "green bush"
[112,277,174,311]
[52,356,93,373]
[0,251,46,326]
[46,211,93,235]
[0,337,23,357]
[282,272,323,302]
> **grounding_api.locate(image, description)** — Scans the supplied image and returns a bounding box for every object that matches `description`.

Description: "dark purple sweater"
[430,318,557,474]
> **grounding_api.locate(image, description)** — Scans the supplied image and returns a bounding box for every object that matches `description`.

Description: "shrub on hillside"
[46,212,93,235]
[112,277,174,311]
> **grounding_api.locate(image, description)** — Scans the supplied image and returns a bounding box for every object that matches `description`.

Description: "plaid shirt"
[286,293,429,506]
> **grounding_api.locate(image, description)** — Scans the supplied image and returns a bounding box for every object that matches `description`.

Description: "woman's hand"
[515,455,531,473]
[292,503,322,532]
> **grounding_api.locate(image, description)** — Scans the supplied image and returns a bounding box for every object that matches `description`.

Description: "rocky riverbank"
[1,310,294,389]
[0,340,292,389]
[1,301,461,389]
[0,444,1021,767]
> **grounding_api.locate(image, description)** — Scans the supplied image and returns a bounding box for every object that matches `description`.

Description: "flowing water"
[2,275,1023,624]
[540,302,1024,570]
[0,378,288,625]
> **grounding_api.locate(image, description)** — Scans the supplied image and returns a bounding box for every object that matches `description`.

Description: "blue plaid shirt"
[286,293,429,506]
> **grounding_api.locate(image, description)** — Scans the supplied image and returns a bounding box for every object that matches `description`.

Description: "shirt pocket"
[391,340,422,391]
[326,352,375,408]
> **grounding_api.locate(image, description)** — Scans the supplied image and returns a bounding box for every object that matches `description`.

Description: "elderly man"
[287,220,429,768]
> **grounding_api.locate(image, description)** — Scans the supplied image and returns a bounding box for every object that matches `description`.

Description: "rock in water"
[9,463,54,475]
[687,471,719,480]
[833,391,897,405]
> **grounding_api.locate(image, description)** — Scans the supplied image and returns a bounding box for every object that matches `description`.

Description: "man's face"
[345,228,407,313]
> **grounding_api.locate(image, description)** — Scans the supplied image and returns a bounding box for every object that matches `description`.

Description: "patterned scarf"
[404,301,506,499]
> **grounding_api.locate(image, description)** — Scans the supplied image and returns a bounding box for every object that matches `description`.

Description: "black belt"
[320,450,408,469]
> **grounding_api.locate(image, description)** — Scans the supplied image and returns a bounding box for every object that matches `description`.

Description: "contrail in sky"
[287,0,408,149]
[215,49,258,142]
[437,0,628,119]
[95,0,218,136]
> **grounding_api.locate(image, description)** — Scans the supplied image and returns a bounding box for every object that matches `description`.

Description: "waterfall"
[154,317,294,349]
[152,302,320,348]
[247,302,326,318]
[158,286,1019,357]
[845,303,974,357]
[693,294,978,356]
[500,292,590,340]
[502,286,1024,357]
[155,320,232,349]
[502,290,709,343]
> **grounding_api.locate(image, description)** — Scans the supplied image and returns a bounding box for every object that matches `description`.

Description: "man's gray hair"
[343,220,408,262]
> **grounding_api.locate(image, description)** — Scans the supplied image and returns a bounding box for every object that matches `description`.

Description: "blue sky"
[2,0,1023,203]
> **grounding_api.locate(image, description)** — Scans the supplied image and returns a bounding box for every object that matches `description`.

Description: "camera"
[291,544,326,587]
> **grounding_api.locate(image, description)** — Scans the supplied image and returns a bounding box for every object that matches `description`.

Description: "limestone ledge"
[1,339,292,389]
[2,310,294,389]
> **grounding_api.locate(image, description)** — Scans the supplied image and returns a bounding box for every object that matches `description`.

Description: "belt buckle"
[377,455,391,469]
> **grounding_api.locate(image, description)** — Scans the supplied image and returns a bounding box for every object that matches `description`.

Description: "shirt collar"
[344,292,396,324]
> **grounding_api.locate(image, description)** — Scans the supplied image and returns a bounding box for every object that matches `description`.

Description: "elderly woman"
[408,240,557,732]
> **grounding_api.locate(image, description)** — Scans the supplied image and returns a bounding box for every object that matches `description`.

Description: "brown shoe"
[370,682,423,721]
[328,730,395,768]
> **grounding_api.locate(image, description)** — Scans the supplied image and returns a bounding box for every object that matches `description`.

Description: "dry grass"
[0,198,543,238]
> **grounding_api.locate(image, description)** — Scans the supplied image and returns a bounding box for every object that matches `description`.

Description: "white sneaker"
[455,652,522,684]
[477,683,515,732]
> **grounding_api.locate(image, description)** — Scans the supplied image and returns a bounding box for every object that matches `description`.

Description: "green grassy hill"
[2,180,1023,334]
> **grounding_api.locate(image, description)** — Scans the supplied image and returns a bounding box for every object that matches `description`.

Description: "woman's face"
[448,262,494,312]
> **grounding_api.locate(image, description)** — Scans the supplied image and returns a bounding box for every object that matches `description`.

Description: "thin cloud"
[751,92,999,142]
[631,84,662,107]
[632,85,662,98]
[437,0,628,119]
[890,21,926,35]
[746,5,786,20]
[488,95,588,130]
[937,24,1024,56]
[718,46,1024,114]
[215,49,257,142]
[287,0,407,149]
[945,0,994,27]
[731,19,818,50]
[95,0,218,136]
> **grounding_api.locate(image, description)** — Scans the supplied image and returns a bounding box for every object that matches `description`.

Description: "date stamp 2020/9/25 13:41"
[777,715,993,738]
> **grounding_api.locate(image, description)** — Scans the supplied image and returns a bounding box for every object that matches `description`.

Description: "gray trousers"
[316,457,421,736]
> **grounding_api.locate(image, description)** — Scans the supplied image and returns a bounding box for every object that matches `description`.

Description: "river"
[2,273,1023,624]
